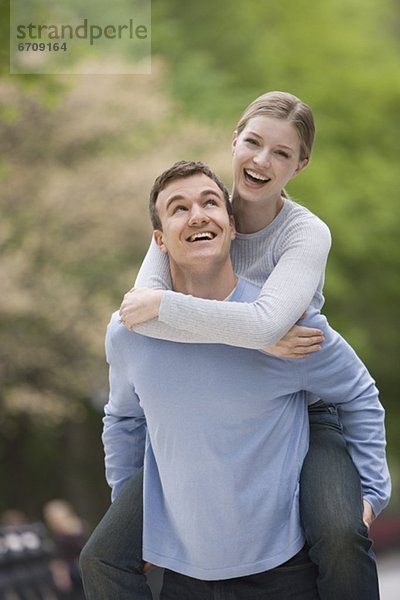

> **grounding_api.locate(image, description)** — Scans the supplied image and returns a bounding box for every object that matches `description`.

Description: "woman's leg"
[300,401,380,600]
[80,468,152,600]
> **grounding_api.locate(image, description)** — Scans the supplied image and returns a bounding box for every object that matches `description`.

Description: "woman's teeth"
[244,169,270,184]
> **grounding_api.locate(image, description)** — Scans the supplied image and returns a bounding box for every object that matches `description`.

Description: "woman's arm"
[135,237,172,290]
[125,217,331,349]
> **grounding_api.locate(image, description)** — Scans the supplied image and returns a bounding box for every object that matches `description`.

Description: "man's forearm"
[102,414,146,501]
[337,392,391,517]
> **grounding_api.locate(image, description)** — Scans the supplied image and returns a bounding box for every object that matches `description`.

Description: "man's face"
[153,174,236,271]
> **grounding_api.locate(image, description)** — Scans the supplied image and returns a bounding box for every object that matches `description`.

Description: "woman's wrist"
[119,288,165,330]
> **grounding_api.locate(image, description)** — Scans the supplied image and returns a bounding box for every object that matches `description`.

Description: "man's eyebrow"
[166,194,185,211]
[165,189,223,211]
[199,189,224,199]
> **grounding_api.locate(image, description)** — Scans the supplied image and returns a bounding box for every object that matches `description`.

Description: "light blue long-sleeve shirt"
[103,278,390,581]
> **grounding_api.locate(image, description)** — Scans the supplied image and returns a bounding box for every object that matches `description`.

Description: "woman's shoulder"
[269,199,332,260]
[285,197,329,226]
[282,198,331,241]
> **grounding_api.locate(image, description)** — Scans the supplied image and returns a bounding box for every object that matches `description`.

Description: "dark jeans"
[80,468,152,600]
[160,546,318,599]
[80,402,379,599]
[300,400,380,600]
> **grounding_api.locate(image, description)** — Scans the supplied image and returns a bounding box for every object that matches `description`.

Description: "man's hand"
[262,322,324,359]
[363,500,375,530]
[143,562,154,574]
[119,288,164,331]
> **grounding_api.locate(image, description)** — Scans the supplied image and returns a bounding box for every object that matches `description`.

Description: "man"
[81,161,390,599]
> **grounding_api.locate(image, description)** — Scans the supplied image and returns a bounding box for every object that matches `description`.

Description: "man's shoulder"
[298,307,331,334]
[107,311,124,336]
[299,308,352,356]
[106,311,142,351]
[231,278,261,302]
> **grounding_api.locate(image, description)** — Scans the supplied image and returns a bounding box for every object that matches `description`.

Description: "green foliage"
[153,0,400,119]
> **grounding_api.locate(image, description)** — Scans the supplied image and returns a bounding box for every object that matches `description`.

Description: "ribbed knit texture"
[135,198,332,348]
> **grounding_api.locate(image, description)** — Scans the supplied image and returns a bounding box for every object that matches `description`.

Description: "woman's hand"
[119,288,165,331]
[262,321,324,359]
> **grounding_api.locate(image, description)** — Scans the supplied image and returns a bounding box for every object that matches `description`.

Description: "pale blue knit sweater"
[103,279,390,581]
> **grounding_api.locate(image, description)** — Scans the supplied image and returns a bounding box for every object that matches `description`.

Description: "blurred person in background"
[0,509,58,599]
[43,500,88,599]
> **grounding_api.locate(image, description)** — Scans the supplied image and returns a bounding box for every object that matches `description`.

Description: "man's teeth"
[245,169,269,182]
[188,232,215,242]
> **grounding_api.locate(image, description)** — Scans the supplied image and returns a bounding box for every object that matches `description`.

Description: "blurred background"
[1,0,399,597]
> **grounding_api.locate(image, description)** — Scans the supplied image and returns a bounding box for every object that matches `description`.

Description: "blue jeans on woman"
[80,401,380,599]
[300,400,380,599]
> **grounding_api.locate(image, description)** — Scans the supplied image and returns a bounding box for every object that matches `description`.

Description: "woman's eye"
[276,150,290,159]
[205,199,217,206]
[244,137,258,146]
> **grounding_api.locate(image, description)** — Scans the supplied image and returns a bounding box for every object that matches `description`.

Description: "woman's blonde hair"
[236,91,315,162]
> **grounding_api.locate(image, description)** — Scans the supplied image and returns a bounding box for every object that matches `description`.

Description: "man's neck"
[170,261,238,300]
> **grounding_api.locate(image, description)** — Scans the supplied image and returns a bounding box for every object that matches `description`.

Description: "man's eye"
[205,199,217,206]
[172,205,187,213]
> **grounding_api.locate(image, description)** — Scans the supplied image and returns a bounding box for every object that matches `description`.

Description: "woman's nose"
[253,149,271,168]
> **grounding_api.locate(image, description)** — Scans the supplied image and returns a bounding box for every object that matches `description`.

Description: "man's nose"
[188,207,210,225]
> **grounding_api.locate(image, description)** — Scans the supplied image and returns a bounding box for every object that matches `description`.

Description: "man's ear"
[153,230,168,254]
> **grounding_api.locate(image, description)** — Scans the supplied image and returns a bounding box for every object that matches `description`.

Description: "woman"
[82,92,381,600]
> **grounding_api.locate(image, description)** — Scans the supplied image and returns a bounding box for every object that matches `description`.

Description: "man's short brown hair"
[149,160,232,230]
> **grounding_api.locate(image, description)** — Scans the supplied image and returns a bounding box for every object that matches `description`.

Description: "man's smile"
[186,231,217,243]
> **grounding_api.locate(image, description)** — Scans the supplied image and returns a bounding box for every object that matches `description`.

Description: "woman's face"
[231,115,308,204]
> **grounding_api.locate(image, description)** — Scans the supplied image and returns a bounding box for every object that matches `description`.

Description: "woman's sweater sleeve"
[135,237,172,290]
[134,219,332,348]
[134,239,217,343]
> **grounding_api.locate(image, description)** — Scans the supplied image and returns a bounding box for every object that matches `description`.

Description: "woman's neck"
[231,192,284,234]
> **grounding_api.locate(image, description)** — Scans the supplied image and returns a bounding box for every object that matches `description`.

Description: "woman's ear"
[231,130,238,155]
[293,158,309,177]
[153,230,168,254]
